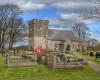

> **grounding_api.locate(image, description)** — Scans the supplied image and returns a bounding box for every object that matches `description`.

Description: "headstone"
[59,54,65,62]
[90,52,93,57]
[95,52,100,58]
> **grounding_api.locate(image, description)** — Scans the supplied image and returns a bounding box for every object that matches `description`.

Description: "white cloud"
[52,1,96,9]
[0,0,99,15]
[60,13,79,19]
[0,0,47,11]
[51,0,100,23]
[51,1,98,13]
[59,12,98,25]
[46,19,71,30]
[0,0,99,24]
[20,1,46,11]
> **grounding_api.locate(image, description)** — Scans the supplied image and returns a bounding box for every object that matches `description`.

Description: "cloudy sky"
[0,0,100,41]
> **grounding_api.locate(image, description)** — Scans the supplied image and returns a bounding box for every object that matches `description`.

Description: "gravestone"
[95,52,100,58]
[90,52,94,57]
[58,54,65,62]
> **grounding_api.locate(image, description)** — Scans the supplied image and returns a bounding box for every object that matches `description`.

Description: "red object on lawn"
[35,48,45,56]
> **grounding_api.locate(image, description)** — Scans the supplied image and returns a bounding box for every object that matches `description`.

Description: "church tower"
[28,19,49,50]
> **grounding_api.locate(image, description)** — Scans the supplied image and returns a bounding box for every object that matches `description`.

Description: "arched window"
[65,44,70,54]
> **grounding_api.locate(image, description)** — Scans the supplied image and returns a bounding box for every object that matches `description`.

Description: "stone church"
[28,19,85,53]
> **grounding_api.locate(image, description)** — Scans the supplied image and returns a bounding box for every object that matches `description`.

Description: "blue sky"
[88,21,100,40]
[0,0,100,41]
[21,6,59,21]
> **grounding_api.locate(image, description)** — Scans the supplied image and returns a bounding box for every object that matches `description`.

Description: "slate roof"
[48,29,77,41]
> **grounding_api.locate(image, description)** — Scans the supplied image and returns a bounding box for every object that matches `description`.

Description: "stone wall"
[47,40,61,51]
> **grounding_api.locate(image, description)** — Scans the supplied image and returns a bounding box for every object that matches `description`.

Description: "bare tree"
[8,18,26,50]
[85,0,100,18]
[0,3,26,56]
[72,23,90,39]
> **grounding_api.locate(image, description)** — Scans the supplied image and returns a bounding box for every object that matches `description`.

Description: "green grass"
[0,56,100,80]
[81,54,100,64]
